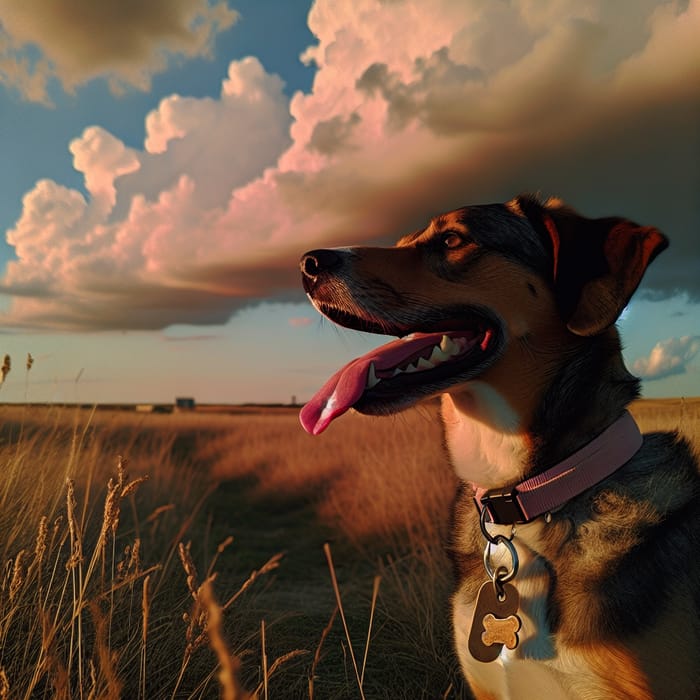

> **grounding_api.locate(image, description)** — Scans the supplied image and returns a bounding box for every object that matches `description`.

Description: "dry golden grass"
[202,402,455,549]
[630,396,700,446]
[0,406,287,699]
[0,397,696,698]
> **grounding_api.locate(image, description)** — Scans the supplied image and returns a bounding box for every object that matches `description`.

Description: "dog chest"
[452,521,587,699]
[453,581,576,700]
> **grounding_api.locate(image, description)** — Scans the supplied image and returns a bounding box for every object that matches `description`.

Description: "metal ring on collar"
[479,504,501,544]
[483,536,519,584]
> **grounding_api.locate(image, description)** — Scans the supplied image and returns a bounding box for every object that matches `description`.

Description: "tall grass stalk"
[308,606,337,700]
[360,575,381,687]
[140,574,150,700]
[323,542,366,700]
[199,581,248,700]
[261,619,269,700]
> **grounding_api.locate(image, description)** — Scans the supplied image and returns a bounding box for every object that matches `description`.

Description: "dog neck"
[441,382,531,489]
[441,329,640,493]
[528,328,640,472]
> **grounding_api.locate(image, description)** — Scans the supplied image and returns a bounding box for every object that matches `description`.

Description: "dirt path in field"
[202,475,385,695]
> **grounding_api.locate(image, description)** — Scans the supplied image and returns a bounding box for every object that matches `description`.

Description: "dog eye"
[441,232,466,249]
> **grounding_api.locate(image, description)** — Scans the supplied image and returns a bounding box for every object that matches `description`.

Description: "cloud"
[70,127,140,209]
[1,0,699,331]
[1,56,293,329]
[632,336,700,380]
[161,333,219,343]
[0,0,237,103]
[288,317,313,328]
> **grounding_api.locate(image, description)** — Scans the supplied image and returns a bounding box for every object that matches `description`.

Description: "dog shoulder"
[549,431,700,644]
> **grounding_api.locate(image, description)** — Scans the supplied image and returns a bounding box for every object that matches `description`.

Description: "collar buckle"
[476,488,528,525]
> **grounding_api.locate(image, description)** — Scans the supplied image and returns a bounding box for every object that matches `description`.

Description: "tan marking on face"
[435,256,580,427]
[342,238,586,487]
[349,240,584,428]
[396,209,469,247]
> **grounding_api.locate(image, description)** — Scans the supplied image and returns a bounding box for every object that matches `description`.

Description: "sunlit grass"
[0,406,287,698]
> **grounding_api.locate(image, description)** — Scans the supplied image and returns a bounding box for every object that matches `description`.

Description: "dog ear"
[515,195,668,336]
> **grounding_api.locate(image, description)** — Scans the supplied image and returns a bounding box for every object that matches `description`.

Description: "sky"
[0,0,698,405]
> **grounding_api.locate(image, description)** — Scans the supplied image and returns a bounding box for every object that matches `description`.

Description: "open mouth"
[300,307,503,435]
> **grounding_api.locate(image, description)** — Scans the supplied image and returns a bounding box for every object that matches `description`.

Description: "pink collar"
[474,411,643,525]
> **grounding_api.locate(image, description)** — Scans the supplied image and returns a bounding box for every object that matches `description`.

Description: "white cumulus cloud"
[632,336,700,380]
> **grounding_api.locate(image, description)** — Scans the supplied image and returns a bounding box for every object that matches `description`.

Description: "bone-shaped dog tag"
[468,580,521,663]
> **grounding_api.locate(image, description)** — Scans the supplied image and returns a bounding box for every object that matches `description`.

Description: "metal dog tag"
[468,580,522,663]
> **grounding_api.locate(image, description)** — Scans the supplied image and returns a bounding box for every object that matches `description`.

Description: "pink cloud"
[288,317,313,328]
[69,127,140,208]
[1,0,699,331]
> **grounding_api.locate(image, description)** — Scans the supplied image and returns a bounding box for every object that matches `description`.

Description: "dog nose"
[300,249,342,280]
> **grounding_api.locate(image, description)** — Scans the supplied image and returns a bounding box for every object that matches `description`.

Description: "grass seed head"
[117,538,143,578]
[65,479,83,569]
[116,455,127,490]
[0,355,9,383]
[131,539,141,570]
[178,541,199,598]
[34,515,48,567]
[97,477,120,560]
[0,667,9,700]
[141,574,151,646]
[9,550,26,601]
[121,475,149,499]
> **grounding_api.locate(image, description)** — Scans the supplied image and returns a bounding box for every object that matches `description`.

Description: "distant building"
[175,397,196,411]
[135,404,154,413]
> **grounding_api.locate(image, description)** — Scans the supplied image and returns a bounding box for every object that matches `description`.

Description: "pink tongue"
[300,332,464,435]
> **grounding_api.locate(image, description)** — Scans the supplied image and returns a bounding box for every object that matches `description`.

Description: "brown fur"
[300,195,700,699]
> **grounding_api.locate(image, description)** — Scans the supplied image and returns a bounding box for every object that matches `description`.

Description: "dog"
[299,194,700,699]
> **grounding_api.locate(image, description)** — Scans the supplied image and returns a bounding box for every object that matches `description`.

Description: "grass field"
[0,397,698,699]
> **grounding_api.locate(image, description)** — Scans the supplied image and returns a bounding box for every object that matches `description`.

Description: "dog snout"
[300,249,343,292]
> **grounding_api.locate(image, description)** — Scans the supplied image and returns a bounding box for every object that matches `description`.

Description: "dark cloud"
[357,47,484,132]
[0,0,237,102]
[308,113,361,155]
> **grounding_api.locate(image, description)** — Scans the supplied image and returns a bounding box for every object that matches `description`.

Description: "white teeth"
[385,335,470,381]
[367,362,380,389]
[439,334,456,354]
[429,345,450,363]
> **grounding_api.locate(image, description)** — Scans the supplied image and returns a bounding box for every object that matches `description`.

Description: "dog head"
[299,195,667,435]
